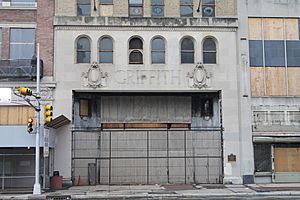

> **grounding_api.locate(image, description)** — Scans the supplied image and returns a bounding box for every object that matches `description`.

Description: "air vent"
[202,5,215,17]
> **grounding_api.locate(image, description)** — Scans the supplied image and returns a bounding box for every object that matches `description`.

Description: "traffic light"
[27,117,34,133]
[44,104,53,123]
[18,87,32,96]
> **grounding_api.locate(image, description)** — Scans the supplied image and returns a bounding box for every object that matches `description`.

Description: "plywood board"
[79,99,89,117]
[266,67,286,96]
[263,18,284,40]
[0,106,9,125]
[101,96,191,123]
[288,67,300,96]
[0,106,34,125]
[248,18,262,40]
[285,18,299,40]
[100,5,113,17]
[250,67,265,96]
[274,148,300,172]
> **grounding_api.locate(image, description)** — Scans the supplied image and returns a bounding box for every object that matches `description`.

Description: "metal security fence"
[72,129,223,185]
[0,153,35,189]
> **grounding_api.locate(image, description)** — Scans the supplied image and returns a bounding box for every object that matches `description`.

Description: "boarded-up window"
[79,99,89,117]
[274,147,300,172]
[0,106,34,125]
[101,96,191,123]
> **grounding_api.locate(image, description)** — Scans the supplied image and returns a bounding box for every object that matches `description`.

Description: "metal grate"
[72,129,223,185]
[46,195,71,200]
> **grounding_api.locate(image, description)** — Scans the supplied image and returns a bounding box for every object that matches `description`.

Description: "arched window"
[181,37,194,64]
[151,37,165,64]
[203,38,216,64]
[129,37,143,64]
[99,37,113,63]
[76,36,91,63]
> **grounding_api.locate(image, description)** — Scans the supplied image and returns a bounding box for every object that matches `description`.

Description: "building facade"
[242,0,300,183]
[0,0,55,189]
[53,0,254,185]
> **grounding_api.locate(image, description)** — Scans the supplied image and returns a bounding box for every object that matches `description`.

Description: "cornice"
[55,26,237,32]
[54,16,238,31]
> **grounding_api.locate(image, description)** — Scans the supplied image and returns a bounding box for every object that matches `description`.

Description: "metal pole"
[33,43,41,195]
[2,156,4,190]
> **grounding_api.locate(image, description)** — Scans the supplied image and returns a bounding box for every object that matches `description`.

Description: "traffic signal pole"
[33,43,41,195]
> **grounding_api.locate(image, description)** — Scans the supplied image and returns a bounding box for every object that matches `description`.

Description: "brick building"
[0,0,55,189]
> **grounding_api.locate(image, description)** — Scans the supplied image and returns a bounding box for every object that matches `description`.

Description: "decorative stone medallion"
[82,62,108,88]
[187,62,210,89]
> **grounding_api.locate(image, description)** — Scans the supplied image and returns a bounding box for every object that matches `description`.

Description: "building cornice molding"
[54,16,238,31]
[54,26,237,32]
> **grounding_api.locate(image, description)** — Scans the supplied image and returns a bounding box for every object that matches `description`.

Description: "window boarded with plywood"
[248,18,262,40]
[285,18,299,40]
[101,96,191,123]
[0,106,35,125]
[250,67,265,96]
[263,18,284,40]
[274,147,300,172]
[249,18,300,97]
[266,67,286,96]
[249,17,299,41]
[288,67,300,96]
[79,99,89,117]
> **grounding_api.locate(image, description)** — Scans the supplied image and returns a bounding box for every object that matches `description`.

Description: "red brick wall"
[37,0,54,76]
[0,10,36,22]
[0,0,54,77]
[1,28,9,60]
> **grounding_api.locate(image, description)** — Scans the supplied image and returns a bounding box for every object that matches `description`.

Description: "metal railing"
[0,59,43,80]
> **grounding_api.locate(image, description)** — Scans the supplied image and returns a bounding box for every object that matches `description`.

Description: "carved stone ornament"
[82,62,108,88]
[187,62,210,89]
[40,87,54,101]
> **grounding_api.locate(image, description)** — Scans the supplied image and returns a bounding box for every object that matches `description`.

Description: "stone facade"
[216,0,237,16]
[164,0,180,17]
[54,0,237,18]
[55,0,76,16]
[52,0,250,185]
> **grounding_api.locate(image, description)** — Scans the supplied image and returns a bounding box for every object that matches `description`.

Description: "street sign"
[44,128,49,157]
[0,88,11,103]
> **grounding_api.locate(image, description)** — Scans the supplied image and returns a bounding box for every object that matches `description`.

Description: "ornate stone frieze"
[82,62,108,88]
[187,63,211,89]
[40,87,54,101]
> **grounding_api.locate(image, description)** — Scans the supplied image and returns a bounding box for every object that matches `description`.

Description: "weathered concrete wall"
[248,0,300,17]
[252,97,300,133]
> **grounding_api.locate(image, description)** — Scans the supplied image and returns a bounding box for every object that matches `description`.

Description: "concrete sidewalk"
[1,184,300,199]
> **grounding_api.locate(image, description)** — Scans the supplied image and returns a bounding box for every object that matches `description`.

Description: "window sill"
[0,2,37,10]
[255,172,272,177]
